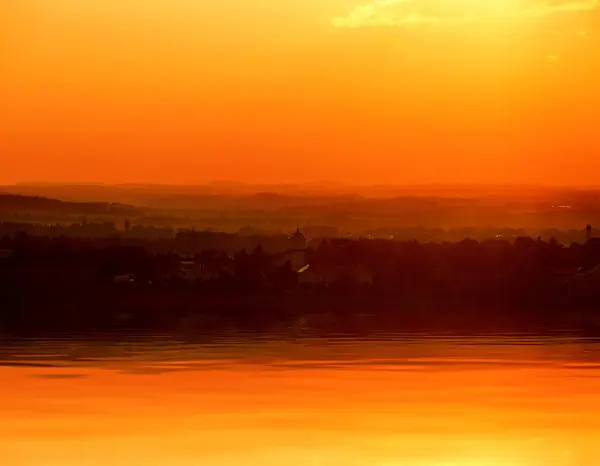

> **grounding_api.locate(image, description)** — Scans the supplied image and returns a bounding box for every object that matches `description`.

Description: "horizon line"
[4,181,600,190]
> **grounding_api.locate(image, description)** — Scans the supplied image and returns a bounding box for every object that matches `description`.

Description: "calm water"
[2,331,600,465]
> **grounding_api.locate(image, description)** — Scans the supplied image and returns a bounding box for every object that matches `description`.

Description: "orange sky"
[1,1,600,186]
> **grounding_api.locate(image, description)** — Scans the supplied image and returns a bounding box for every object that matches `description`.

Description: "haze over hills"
[1,184,600,236]
[3,181,600,203]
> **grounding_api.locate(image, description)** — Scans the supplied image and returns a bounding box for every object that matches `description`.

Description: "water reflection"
[2,332,600,465]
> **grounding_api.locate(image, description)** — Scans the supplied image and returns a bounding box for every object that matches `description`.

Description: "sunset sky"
[1,1,599,186]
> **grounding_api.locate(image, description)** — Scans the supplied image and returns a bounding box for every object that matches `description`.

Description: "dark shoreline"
[3,286,600,337]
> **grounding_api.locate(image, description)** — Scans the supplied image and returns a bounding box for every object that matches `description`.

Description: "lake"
[1,331,600,465]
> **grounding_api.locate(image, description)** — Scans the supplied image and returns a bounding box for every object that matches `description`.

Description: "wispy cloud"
[332,0,599,28]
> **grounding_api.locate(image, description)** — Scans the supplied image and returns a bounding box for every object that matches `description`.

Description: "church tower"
[288,227,307,271]
[586,224,592,243]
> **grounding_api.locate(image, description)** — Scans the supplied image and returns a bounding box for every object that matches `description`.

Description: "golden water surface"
[1,333,600,465]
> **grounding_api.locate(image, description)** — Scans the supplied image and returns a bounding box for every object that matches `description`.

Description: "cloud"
[332,0,600,28]
[29,373,89,379]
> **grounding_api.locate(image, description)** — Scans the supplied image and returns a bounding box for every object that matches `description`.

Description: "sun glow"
[332,0,599,28]
[3,0,600,186]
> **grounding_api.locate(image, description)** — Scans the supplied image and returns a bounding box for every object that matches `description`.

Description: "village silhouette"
[3,201,600,334]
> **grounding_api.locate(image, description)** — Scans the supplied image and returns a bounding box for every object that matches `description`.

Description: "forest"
[2,229,600,334]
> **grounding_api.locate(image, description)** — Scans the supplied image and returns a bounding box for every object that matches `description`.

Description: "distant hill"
[0,184,598,231]
[0,194,141,217]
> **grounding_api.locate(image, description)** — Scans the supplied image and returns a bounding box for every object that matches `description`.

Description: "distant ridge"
[0,194,141,217]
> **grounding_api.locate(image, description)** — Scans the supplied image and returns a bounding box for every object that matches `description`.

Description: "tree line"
[1,232,600,333]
